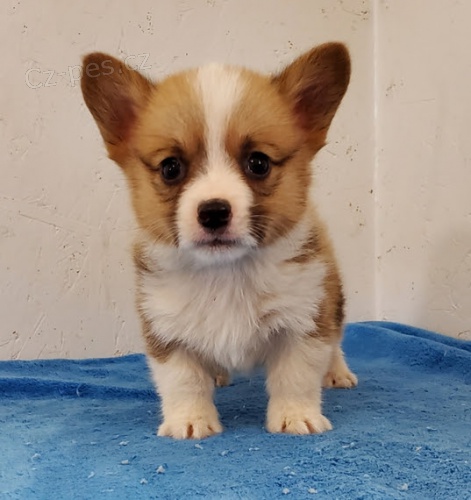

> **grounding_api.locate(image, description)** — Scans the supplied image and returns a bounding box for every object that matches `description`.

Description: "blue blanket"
[1,322,470,499]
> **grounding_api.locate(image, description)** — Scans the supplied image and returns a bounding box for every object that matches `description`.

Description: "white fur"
[176,166,255,264]
[142,213,336,438]
[140,213,327,372]
[266,335,333,434]
[195,64,242,164]
[176,65,255,264]
[148,353,222,439]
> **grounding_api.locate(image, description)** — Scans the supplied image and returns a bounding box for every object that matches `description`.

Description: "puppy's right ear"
[81,53,153,160]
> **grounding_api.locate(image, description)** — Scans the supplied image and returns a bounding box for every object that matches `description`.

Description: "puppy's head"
[81,43,350,265]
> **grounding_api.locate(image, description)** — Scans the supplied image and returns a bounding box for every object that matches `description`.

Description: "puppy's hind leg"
[322,344,358,389]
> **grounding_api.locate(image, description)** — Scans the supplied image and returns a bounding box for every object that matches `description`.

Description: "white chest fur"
[138,223,327,371]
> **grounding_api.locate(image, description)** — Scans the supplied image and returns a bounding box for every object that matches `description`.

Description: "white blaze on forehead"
[196,64,244,166]
[175,64,254,261]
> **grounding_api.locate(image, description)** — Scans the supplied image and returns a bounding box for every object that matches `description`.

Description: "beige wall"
[375,1,471,339]
[0,0,468,360]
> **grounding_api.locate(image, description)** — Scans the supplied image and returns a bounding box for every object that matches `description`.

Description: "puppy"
[81,42,357,439]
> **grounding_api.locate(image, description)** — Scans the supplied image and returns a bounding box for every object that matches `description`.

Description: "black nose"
[197,199,232,232]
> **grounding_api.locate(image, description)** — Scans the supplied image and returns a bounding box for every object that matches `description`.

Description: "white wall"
[376,1,471,339]
[0,0,374,359]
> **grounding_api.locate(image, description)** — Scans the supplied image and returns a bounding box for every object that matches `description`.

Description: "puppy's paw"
[158,411,223,440]
[267,403,332,435]
[323,367,358,388]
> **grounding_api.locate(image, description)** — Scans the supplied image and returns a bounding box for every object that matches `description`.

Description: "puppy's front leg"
[266,336,333,434]
[147,349,222,439]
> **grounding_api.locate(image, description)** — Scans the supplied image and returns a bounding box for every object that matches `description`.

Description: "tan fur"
[81,42,357,439]
[127,74,209,245]
[132,242,154,275]
[224,71,313,245]
[140,314,176,362]
[274,42,351,150]
[282,207,344,343]
[81,53,154,161]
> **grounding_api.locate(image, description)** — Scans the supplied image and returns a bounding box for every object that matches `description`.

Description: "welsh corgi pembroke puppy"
[81,42,357,439]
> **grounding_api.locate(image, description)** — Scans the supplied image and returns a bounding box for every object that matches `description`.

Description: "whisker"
[129,218,180,245]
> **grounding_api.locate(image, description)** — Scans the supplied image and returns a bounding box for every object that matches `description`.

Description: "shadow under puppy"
[81,42,357,439]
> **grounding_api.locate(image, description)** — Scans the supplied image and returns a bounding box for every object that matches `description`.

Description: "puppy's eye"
[160,157,185,184]
[245,152,271,179]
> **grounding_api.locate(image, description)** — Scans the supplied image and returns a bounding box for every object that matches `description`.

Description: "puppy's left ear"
[273,42,351,149]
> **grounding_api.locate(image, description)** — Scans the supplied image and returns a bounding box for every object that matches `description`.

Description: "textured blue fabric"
[0,322,470,499]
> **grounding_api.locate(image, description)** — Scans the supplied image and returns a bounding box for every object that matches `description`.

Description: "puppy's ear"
[273,42,350,149]
[81,52,153,160]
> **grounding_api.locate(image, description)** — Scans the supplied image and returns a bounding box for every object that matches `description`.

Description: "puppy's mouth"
[184,232,255,264]
[195,237,242,250]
